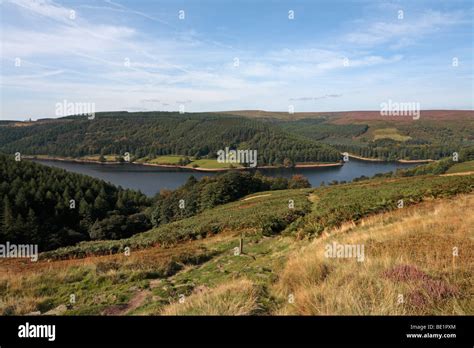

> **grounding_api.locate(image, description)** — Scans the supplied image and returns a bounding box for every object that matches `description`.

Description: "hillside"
[0,154,150,250]
[3,110,472,165]
[219,110,474,121]
[1,172,472,315]
[275,192,474,315]
[222,110,474,161]
[0,112,341,166]
[0,156,314,252]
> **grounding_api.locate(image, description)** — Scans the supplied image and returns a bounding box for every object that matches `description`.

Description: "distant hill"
[217,109,474,121]
[0,112,341,166]
[217,110,474,161]
[1,110,472,162]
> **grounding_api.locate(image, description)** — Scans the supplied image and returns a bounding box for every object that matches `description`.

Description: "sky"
[0,0,473,120]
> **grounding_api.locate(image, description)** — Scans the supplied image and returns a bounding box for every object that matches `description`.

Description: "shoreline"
[346,153,434,164]
[25,154,434,170]
[25,155,344,172]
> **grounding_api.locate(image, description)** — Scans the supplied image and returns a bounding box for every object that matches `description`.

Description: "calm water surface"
[33,159,417,197]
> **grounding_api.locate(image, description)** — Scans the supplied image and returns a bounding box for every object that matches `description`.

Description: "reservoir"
[33,159,418,197]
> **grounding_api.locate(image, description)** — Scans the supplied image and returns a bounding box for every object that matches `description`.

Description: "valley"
[1,110,473,317]
[1,171,472,316]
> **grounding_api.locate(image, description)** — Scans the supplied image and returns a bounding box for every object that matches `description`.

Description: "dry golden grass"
[2,193,472,316]
[159,278,260,315]
[0,231,237,276]
[274,193,474,315]
[0,232,237,315]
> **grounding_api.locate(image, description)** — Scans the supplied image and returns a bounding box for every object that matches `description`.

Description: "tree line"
[0,112,342,165]
[0,154,150,250]
[151,170,310,227]
[0,154,313,251]
[277,117,474,161]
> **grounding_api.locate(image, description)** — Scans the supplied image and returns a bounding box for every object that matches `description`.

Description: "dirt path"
[308,193,319,203]
[442,171,474,176]
[242,193,272,201]
[102,290,151,315]
[345,153,434,163]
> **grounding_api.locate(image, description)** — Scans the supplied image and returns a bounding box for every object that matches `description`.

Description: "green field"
[143,156,243,168]
[148,156,189,165]
[446,160,474,174]
[112,155,244,169]
[372,128,412,142]
[186,158,243,169]
[82,155,119,162]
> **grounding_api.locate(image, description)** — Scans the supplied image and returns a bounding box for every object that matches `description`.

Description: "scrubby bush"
[89,213,151,240]
[150,171,311,227]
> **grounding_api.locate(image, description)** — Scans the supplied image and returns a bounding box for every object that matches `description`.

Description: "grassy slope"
[40,188,311,260]
[275,193,474,315]
[446,160,474,174]
[144,156,185,165]
[186,158,243,169]
[139,156,243,168]
[1,174,473,315]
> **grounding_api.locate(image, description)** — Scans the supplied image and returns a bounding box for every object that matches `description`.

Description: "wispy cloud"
[345,10,467,47]
[7,0,73,24]
[1,1,472,119]
[289,94,342,101]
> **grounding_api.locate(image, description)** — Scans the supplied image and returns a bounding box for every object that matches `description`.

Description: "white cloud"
[345,10,466,47]
[7,0,73,24]
[2,25,136,57]
[235,49,403,80]
[1,2,471,120]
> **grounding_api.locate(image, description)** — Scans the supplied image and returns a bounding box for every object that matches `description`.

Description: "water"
[32,159,417,197]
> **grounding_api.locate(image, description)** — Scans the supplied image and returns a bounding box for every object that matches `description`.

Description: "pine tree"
[1,196,14,239]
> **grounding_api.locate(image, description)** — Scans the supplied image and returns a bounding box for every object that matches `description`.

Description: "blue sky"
[1,0,473,120]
